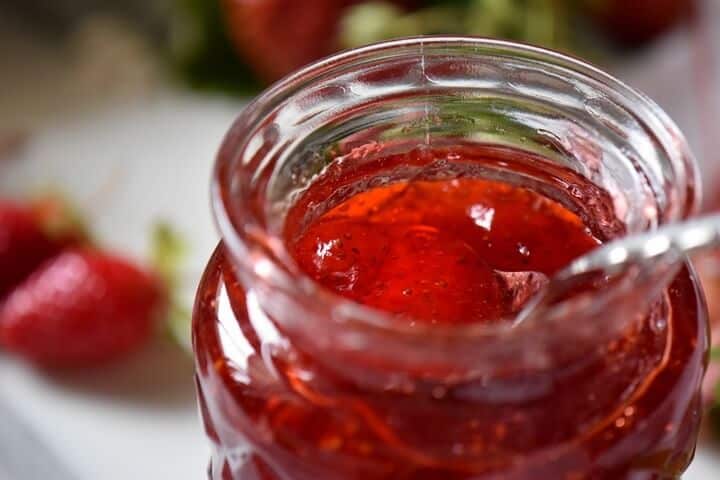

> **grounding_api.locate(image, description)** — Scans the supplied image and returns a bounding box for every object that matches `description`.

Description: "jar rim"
[212,36,699,377]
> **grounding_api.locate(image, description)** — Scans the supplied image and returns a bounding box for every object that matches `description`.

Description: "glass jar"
[193,37,708,480]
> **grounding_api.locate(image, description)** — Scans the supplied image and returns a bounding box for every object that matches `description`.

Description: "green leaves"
[152,222,187,290]
[151,222,193,353]
[340,2,415,48]
[711,346,720,438]
[340,0,572,52]
[167,0,260,95]
[711,346,720,362]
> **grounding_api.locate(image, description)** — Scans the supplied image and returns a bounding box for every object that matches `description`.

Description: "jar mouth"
[212,36,699,378]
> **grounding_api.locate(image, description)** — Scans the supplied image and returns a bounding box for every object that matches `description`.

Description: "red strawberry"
[585,0,694,46]
[0,249,167,367]
[0,201,66,299]
[222,0,421,82]
[223,0,364,82]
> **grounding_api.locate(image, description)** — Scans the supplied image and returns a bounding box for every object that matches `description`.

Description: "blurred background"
[0,0,719,479]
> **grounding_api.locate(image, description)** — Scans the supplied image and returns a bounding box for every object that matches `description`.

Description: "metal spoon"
[513,213,720,324]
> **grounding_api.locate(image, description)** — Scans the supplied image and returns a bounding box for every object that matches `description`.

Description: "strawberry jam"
[286,175,599,326]
[194,144,708,480]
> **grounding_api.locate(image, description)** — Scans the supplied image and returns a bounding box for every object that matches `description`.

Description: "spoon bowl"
[513,213,720,324]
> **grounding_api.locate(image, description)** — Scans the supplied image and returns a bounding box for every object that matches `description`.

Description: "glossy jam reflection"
[287,176,599,325]
[194,147,707,480]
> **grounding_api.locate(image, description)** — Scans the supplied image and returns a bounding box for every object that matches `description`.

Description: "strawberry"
[0,201,68,300]
[222,0,364,81]
[0,249,167,367]
[584,0,694,46]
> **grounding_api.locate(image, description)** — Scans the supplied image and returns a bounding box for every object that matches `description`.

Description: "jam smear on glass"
[194,146,707,480]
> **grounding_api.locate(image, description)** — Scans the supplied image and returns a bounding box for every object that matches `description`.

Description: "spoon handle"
[567,213,720,277]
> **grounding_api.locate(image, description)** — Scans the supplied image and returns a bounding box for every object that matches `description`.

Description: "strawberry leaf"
[152,222,187,289]
[340,0,572,52]
[711,346,720,362]
[31,191,91,246]
[713,379,720,438]
[712,405,720,439]
[167,0,260,95]
[151,222,193,353]
[167,301,193,353]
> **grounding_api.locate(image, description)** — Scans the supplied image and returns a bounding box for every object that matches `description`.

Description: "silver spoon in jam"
[512,213,720,324]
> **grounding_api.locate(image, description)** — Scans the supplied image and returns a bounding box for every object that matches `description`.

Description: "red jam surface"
[287,177,598,325]
[194,146,707,479]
